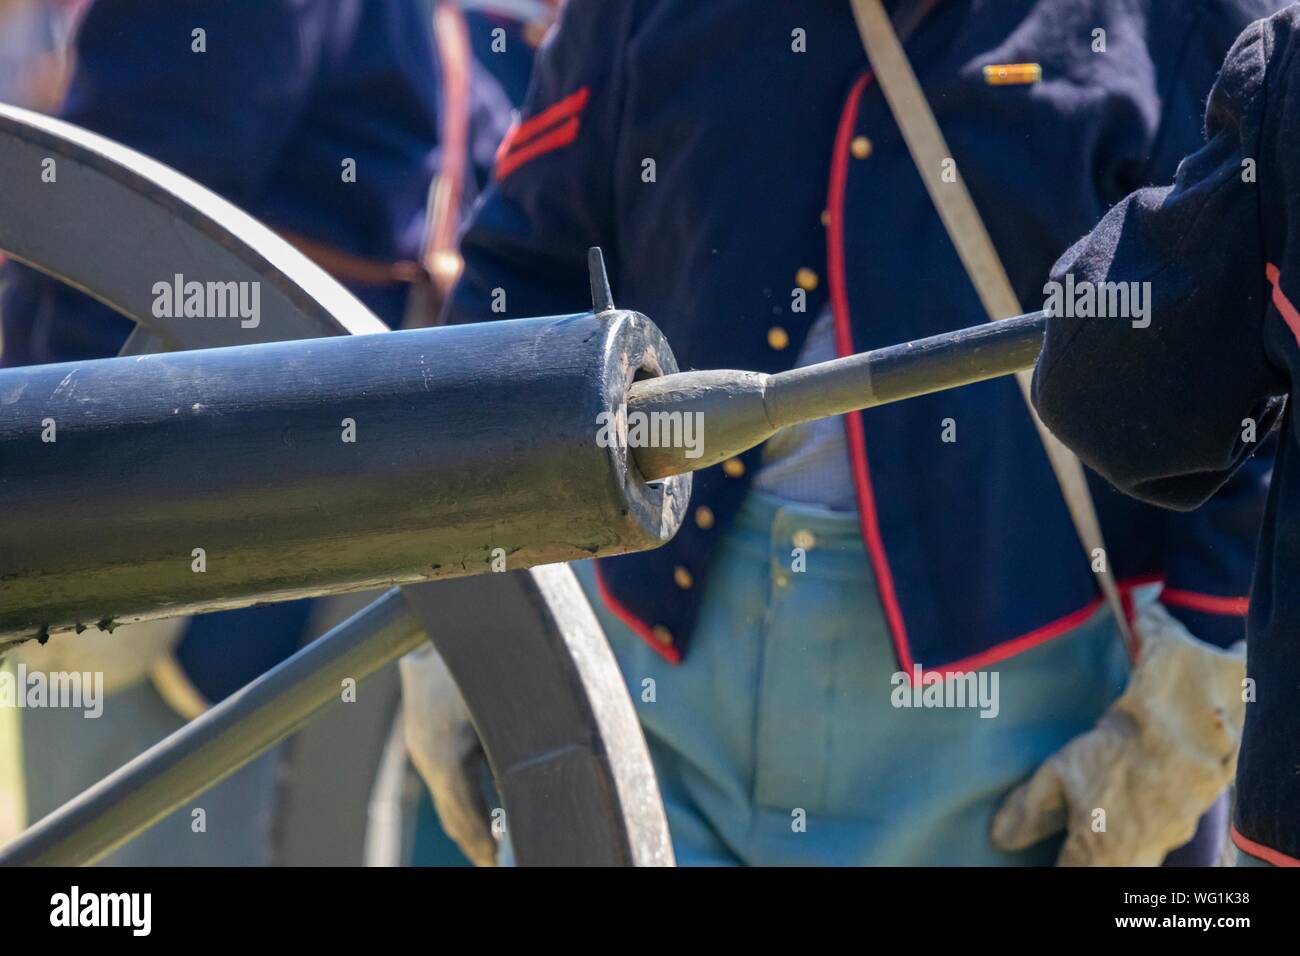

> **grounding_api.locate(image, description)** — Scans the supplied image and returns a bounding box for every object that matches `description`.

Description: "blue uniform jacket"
[1034,4,1300,865]
[0,0,509,700]
[1,0,510,363]
[446,0,1280,674]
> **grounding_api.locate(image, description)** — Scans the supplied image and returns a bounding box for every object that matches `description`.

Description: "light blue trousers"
[573,490,1143,866]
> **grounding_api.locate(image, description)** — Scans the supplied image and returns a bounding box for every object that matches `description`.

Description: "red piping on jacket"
[1266,262,1300,346]
[593,563,682,665]
[828,72,917,677]
[1231,824,1300,866]
[1161,588,1249,616]
[934,578,1156,677]
[824,74,1176,680]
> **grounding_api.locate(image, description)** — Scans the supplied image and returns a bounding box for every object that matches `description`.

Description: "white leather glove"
[991,602,1245,866]
[9,617,187,698]
[398,642,498,866]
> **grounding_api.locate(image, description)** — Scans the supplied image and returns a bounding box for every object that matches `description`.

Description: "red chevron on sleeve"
[494,87,591,181]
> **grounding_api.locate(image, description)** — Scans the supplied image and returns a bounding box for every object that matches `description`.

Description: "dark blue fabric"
[1033,6,1300,862]
[446,0,1280,668]
[174,600,316,704]
[466,12,536,107]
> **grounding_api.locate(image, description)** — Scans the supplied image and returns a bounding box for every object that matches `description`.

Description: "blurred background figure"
[406,0,557,320]
[0,0,85,330]
[0,0,85,112]
[462,0,559,105]
[0,0,521,865]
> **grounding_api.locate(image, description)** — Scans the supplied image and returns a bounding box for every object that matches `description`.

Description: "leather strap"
[278,230,427,290]
[423,1,474,302]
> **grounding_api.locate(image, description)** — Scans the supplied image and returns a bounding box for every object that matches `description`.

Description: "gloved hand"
[398,642,498,866]
[9,617,187,698]
[991,602,1245,866]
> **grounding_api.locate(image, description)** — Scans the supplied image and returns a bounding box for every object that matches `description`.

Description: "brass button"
[820,209,830,227]
[795,267,819,291]
[851,135,873,159]
[792,529,816,550]
[774,573,790,589]
[722,458,746,478]
[767,326,790,350]
[651,624,674,645]
[695,506,715,530]
[673,566,694,590]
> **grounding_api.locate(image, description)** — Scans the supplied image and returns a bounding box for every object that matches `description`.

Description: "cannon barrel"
[628,311,1047,479]
[0,310,690,645]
